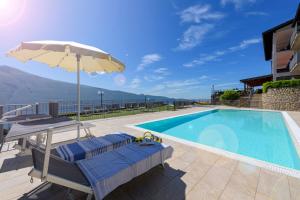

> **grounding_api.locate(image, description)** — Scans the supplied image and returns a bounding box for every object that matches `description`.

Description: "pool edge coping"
[126,107,300,179]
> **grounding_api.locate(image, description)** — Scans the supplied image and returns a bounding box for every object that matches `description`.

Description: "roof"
[262,19,293,61]
[240,74,273,87]
[293,3,300,26]
[263,3,300,61]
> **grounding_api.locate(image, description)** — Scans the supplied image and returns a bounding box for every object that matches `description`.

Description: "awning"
[240,74,273,87]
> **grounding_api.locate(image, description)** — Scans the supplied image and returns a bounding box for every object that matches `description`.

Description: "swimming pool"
[136,109,300,171]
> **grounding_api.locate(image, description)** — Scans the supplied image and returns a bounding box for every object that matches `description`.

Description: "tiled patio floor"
[1,106,300,200]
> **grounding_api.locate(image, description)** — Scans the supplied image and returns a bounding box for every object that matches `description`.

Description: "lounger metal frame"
[28,130,94,200]
[29,130,169,200]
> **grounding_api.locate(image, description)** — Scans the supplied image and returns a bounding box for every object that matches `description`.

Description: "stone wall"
[262,87,300,111]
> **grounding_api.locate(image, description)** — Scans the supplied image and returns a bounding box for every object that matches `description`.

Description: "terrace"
[1,106,300,200]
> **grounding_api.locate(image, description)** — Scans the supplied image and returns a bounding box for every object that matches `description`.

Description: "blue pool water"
[137,109,300,170]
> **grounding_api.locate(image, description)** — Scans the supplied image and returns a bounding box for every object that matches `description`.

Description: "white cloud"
[154,67,170,76]
[184,37,261,67]
[177,24,214,50]
[176,4,224,51]
[229,38,261,51]
[179,4,224,24]
[199,75,209,79]
[150,76,208,92]
[149,77,210,97]
[183,53,221,67]
[130,78,141,89]
[137,54,162,71]
[144,75,164,82]
[152,84,166,92]
[221,0,256,9]
[166,79,201,88]
[144,68,170,82]
[245,11,268,16]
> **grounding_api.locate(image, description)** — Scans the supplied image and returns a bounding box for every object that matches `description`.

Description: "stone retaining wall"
[262,87,300,111]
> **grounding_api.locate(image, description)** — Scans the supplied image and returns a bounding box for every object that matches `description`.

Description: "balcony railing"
[290,23,300,50]
[290,51,300,72]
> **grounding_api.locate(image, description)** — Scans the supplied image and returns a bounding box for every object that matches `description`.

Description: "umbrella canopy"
[7,40,125,138]
[7,41,125,73]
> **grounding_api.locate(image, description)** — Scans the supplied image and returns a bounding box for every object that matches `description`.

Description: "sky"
[0,0,298,99]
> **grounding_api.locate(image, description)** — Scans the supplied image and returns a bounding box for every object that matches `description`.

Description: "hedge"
[262,79,300,93]
[220,90,240,101]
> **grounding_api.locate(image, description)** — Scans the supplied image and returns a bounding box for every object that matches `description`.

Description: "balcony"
[290,23,300,50]
[290,51,300,72]
[275,50,293,74]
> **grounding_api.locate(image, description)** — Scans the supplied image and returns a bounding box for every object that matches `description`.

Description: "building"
[240,4,300,90]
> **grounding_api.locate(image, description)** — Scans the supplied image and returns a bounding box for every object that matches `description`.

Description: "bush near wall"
[220,90,240,101]
[262,79,300,93]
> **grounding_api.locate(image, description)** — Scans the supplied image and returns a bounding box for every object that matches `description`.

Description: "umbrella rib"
[29,50,52,61]
[55,53,67,67]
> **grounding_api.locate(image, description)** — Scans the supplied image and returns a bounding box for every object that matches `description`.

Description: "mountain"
[0,65,174,105]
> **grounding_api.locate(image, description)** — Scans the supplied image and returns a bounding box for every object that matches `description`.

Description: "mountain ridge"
[0,65,174,104]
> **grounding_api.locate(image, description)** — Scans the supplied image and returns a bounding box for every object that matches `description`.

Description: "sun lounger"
[53,132,135,162]
[29,142,173,200]
[1,117,94,153]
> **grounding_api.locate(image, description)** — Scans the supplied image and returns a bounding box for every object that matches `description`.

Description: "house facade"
[240,4,300,90]
[263,4,300,81]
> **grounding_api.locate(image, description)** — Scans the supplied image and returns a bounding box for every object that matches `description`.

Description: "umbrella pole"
[76,54,80,139]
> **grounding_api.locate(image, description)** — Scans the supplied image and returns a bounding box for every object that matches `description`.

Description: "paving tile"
[219,185,254,200]
[257,169,291,200]
[187,181,222,200]
[224,162,260,197]
[185,157,213,176]
[122,167,172,200]
[167,157,190,171]
[255,192,272,200]
[178,149,200,164]
[200,161,236,191]
[288,176,300,200]
[214,156,238,171]
[193,149,220,166]
[158,162,186,179]
[150,175,187,200]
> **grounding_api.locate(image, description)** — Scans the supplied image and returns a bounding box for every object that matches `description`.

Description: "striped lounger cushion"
[55,132,135,162]
[76,142,173,200]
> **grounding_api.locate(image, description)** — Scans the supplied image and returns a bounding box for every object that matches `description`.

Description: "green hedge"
[220,90,240,101]
[262,79,300,93]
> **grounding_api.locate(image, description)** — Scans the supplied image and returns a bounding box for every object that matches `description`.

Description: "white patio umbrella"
[7,40,125,137]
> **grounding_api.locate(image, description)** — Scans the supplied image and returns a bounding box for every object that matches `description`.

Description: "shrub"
[255,88,262,94]
[220,90,240,101]
[262,79,300,93]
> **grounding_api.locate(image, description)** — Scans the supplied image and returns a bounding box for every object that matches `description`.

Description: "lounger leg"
[66,188,75,200]
[160,152,165,168]
[84,128,93,137]
[83,128,92,137]
[86,194,93,200]
[0,141,4,152]
[21,137,27,153]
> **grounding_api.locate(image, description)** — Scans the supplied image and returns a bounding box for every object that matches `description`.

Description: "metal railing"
[1,99,196,121]
[59,99,195,121]
[1,103,49,116]
[290,51,300,72]
[290,23,300,49]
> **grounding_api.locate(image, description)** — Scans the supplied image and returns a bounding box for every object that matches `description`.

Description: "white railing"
[290,51,300,71]
[290,23,300,49]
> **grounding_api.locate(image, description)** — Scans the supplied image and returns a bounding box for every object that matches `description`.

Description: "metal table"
[0,114,51,124]
[3,117,94,152]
